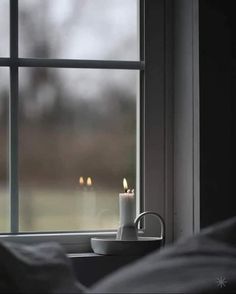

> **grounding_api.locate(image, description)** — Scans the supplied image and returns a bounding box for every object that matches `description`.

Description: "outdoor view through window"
[0,0,139,232]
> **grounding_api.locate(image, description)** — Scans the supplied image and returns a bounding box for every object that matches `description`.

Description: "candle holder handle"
[134,211,165,246]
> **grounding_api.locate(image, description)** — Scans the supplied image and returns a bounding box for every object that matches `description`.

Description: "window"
[1,0,140,233]
[1,0,174,251]
[0,67,9,233]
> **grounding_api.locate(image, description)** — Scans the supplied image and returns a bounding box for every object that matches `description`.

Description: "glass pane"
[19,68,138,232]
[0,67,9,232]
[19,0,138,60]
[0,0,9,57]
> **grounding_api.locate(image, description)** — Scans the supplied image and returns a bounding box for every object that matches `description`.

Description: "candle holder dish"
[91,211,165,256]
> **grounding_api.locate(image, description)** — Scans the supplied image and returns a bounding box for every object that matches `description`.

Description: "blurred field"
[0,116,135,233]
[0,123,135,233]
[0,48,136,235]
[0,187,120,233]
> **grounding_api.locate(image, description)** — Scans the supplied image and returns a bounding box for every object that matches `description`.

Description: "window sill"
[0,231,117,253]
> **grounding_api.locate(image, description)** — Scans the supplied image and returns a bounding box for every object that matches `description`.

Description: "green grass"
[0,187,120,233]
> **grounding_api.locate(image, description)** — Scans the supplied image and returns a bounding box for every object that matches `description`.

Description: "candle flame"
[123,178,128,192]
[87,177,92,186]
[79,176,84,185]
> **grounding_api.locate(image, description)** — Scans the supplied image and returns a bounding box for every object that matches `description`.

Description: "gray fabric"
[90,217,236,293]
[0,217,235,293]
[0,241,85,293]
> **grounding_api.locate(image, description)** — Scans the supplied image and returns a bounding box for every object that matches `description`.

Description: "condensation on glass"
[0,67,9,233]
[19,68,138,232]
[19,0,138,60]
[0,0,9,57]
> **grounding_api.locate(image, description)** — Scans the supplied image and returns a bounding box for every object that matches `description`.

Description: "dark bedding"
[0,216,235,293]
[90,216,236,293]
[0,242,85,293]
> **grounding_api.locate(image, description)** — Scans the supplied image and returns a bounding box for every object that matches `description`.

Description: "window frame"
[173,0,200,239]
[0,0,201,252]
[0,0,145,251]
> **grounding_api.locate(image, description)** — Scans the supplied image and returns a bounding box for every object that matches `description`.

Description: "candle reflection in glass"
[79,176,96,229]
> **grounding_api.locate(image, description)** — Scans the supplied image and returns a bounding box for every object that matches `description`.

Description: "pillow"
[0,241,85,293]
[90,217,236,293]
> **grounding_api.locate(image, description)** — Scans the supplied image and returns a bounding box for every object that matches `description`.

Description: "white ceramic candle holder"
[91,211,165,256]
[116,224,138,241]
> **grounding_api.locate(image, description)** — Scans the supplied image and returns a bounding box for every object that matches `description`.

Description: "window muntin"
[19,68,137,232]
[0,0,9,57]
[19,0,138,60]
[0,67,9,233]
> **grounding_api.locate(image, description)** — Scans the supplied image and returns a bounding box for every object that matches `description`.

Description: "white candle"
[119,178,135,226]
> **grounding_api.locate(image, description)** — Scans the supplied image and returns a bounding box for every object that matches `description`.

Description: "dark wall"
[71,255,139,287]
[199,0,236,228]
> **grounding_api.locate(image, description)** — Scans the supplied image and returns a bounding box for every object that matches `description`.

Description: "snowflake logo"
[216,276,227,288]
